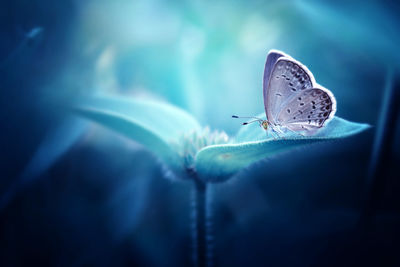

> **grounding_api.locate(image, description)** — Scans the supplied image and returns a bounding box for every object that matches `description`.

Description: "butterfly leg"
[269,129,278,140]
[285,127,306,138]
[270,125,284,140]
[274,124,288,139]
[266,124,277,139]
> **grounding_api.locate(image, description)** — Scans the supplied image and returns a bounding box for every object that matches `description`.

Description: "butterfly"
[233,50,337,137]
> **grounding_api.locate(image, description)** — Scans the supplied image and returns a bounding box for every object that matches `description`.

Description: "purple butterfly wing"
[263,50,289,122]
[264,54,317,125]
[263,52,336,135]
[277,86,337,135]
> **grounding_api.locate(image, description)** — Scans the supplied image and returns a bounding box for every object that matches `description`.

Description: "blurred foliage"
[75,96,368,183]
[0,0,399,266]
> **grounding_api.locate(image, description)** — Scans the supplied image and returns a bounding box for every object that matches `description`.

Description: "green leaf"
[74,95,201,174]
[75,107,176,159]
[195,115,370,183]
[77,94,201,144]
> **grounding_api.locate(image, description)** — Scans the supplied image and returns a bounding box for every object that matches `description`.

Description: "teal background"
[0,0,399,266]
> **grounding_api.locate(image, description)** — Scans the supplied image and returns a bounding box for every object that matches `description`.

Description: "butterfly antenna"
[232,115,263,120]
[232,115,263,126]
[242,119,261,125]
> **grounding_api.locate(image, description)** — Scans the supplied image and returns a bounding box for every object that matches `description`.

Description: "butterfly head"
[232,115,268,130]
[261,120,269,130]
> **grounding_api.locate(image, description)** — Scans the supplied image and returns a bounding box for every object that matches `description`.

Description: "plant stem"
[192,178,213,267]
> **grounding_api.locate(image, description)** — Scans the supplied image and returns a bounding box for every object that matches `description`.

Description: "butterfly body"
[233,50,336,137]
[261,120,269,130]
[262,50,336,136]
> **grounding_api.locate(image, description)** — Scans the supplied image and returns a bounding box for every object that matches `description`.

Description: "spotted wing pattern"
[276,87,336,133]
[263,50,287,104]
[265,57,315,125]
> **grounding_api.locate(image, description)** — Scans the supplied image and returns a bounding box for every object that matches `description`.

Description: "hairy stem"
[192,178,213,267]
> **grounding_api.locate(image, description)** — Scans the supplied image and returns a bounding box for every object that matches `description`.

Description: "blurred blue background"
[0,0,399,266]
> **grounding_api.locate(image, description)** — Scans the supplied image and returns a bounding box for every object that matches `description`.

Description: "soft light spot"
[239,15,279,53]
[220,153,231,159]
[96,46,115,69]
